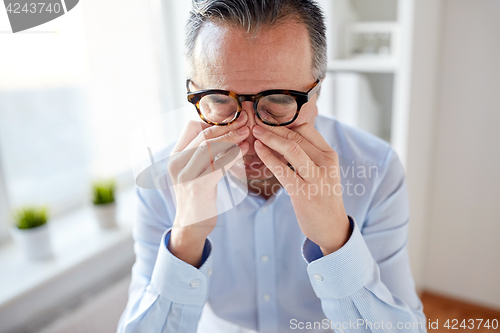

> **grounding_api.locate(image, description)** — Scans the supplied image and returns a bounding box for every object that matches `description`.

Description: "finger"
[168,148,198,178]
[173,124,249,177]
[198,142,249,179]
[254,116,325,164]
[182,131,244,178]
[187,143,248,189]
[254,140,303,188]
[252,125,315,180]
[182,125,250,180]
[171,113,248,172]
[185,112,248,151]
[172,112,247,154]
[172,120,206,154]
[291,122,334,153]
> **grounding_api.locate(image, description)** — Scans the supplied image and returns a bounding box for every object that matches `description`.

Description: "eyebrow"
[207,95,232,104]
[264,95,295,104]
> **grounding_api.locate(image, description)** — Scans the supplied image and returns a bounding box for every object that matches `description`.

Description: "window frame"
[0,144,12,244]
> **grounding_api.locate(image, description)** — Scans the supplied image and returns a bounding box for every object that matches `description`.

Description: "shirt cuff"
[150,228,213,305]
[301,215,376,298]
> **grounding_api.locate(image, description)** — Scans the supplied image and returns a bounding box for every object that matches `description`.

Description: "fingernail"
[253,125,264,134]
[239,112,248,122]
[238,126,249,134]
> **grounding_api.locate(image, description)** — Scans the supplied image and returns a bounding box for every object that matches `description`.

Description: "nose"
[241,101,257,155]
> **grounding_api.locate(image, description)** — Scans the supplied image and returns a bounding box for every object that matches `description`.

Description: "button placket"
[254,205,278,333]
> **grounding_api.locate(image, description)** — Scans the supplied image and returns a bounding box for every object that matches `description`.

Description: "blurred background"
[0,0,499,332]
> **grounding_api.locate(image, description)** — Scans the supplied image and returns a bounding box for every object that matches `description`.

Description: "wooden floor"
[421,292,500,332]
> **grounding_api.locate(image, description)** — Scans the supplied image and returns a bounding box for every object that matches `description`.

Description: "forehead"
[192,20,314,93]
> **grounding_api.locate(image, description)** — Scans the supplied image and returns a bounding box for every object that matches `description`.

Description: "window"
[0,0,173,239]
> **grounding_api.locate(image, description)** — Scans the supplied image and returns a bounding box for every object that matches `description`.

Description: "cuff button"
[313,273,323,281]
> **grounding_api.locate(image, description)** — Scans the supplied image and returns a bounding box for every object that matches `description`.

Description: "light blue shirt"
[117,115,426,333]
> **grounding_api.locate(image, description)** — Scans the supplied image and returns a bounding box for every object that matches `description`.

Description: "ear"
[312,95,319,118]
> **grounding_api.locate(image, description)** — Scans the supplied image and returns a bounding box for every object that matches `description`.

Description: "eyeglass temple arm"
[186,79,192,93]
[307,79,322,98]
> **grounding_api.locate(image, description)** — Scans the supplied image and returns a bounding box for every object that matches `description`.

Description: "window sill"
[0,188,137,332]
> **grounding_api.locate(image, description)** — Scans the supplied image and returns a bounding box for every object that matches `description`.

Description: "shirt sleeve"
[117,186,213,333]
[301,149,427,332]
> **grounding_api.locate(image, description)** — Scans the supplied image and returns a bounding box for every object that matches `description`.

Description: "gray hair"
[185,0,327,80]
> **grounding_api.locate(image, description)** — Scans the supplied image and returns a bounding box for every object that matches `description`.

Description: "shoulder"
[134,140,179,226]
[314,114,395,171]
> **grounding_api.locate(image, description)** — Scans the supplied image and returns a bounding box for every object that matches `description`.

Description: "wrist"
[319,215,351,256]
[168,229,207,268]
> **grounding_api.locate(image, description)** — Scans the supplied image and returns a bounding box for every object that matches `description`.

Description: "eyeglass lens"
[198,93,297,125]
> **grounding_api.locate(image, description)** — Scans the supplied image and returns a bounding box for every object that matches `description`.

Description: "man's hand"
[252,117,351,256]
[167,112,249,267]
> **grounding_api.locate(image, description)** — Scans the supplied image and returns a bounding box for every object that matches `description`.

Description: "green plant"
[13,206,48,229]
[92,179,116,205]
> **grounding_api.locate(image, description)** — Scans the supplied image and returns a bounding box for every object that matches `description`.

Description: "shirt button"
[261,254,269,262]
[261,207,268,214]
[190,279,201,288]
[262,293,271,302]
[313,273,323,281]
[207,268,213,276]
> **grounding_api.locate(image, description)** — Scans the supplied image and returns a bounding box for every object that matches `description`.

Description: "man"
[118,0,426,332]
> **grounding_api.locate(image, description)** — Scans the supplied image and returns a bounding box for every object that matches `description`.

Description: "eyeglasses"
[186,79,321,126]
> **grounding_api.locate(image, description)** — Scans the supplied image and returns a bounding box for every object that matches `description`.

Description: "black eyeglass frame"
[186,79,321,126]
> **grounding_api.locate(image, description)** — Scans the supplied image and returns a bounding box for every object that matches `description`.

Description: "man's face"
[191,20,319,180]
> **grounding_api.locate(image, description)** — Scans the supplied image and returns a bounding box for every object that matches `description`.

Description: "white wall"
[405,0,443,293]
[423,0,500,309]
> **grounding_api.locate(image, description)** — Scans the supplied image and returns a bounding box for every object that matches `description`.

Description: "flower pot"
[10,223,53,260]
[92,202,117,229]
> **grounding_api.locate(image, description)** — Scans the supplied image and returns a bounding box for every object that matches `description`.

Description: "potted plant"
[91,179,117,229]
[10,206,53,260]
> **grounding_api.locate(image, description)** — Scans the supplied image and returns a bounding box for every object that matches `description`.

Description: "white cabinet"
[317,0,414,164]
[317,0,442,290]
